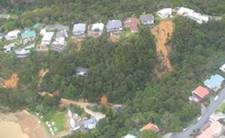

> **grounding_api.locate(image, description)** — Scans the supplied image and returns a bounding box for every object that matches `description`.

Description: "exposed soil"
[151,20,174,76]
[0,73,19,89]
[109,33,120,43]
[38,68,49,87]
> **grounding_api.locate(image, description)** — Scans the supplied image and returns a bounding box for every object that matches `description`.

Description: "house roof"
[73,23,86,33]
[45,24,69,32]
[106,20,122,30]
[193,86,209,99]
[91,23,104,31]
[15,49,30,55]
[6,29,21,37]
[197,120,223,138]
[42,32,54,41]
[219,64,225,72]
[140,14,154,23]
[176,7,194,15]
[140,122,159,132]
[204,74,224,91]
[157,8,173,18]
[124,17,139,32]
[21,29,36,39]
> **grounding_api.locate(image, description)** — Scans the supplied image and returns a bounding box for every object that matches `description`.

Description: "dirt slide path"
[0,73,19,89]
[151,20,174,73]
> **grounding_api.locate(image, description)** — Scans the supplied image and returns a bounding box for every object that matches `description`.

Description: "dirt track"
[0,73,19,89]
[151,20,174,73]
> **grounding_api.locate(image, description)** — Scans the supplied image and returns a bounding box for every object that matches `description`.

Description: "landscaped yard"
[49,111,66,133]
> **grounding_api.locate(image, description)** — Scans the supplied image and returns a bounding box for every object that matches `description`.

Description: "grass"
[49,111,66,132]
[217,102,225,113]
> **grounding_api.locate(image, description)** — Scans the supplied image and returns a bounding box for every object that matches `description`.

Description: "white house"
[186,12,209,24]
[15,49,30,58]
[91,23,104,31]
[176,7,194,16]
[41,32,54,46]
[5,30,21,41]
[157,8,173,19]
[3,43,16,53]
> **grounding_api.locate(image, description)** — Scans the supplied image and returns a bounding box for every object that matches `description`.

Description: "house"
[45,24,69,32]
[220,64,225,73]
[157,8,173,19]
[41,32,54,46]
[140,122,159,132]
[3,43,16,53]
[51,31,68,52]
[24,44,35,50]
[21,29,36,44]
[186,12,209,24]
[5,29,21,41]
[89,23,104,37]
[190,86,209,102]
[122,134,137,138]
[197,120,224,138]
[124,17,139,33]
[139,14,154,25]
[67,108,80,131]
[76,67,88,76]
[204,74,225,92]
[15,49,30,58]
[106,20,123,33]
[83,118,97,130]
[176,7,194,16]
[73,23,86,37]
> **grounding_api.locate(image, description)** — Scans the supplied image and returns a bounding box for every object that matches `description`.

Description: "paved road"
[172,87,225,138]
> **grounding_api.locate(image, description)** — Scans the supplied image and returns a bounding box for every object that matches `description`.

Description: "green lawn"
[217,102,225,113]
[49,111,66,132]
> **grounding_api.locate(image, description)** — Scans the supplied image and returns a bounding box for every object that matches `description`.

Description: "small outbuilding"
[106,20,123,33]
[190,86,210,102]
[157,8,173,19]
[124,17,139,33]
[73,23,86,37]
[139,14,154,25]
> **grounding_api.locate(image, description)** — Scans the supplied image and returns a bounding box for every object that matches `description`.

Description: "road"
[172,87,225,138]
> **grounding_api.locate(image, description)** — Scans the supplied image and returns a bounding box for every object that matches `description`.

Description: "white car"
[214,96,219,101]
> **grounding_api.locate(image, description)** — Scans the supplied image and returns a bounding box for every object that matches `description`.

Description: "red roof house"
[191,86,209,102]
[124,17,139,33]
[140,122,160,132]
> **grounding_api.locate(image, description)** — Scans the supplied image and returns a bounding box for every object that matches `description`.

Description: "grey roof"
[106,20,122,32]
[73,23,86,33]
[140,14,154,24]
[55,31,68,38]
[45,24,69,32]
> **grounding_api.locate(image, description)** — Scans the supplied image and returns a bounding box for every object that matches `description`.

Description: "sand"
[0,121,29,138]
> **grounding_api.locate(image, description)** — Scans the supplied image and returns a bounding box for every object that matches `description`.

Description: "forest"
[1,1,225,138]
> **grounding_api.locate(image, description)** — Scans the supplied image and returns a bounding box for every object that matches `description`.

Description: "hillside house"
[3,43,16,53]
[122,134,137,138]
[76,67,88,76]
[140,122,159,132]
[157,8,173,19]
[197,120,224,138]
[51,31,68,52]
[139,14,154,25]
[83,118,97,130]
[186,12,209,24]
[89,23,104,37]
[5,29,21,41]
[15,49,30,58]
[106,20,123,33]
[41,32,54,46]
[124,17,139,33]
[21,29,36,45]
[190,86,209,102]
[176,7,194,16]
[220,64,225,73]
[204,74,225,92]
[73,23,86,37]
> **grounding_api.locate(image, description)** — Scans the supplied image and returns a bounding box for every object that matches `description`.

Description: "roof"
[15,49,30,55]
[55,31,68,38]
[197,120,223,138]
[6,29,21,37]
[122,134,137,138]
[220,64,225,72]
[192,86,209,99]
[106,20,122,31]
[176,7,194,15]
[204,74,224,91]
[157,8,173,18]
[76,67,88,76]
[124,17,139,32]
[73,23,86,33]
[21,29,36,39]
[186,12,209,23]
[140,122,159,132]
[91,23,104,31]
[140,14,154,24]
